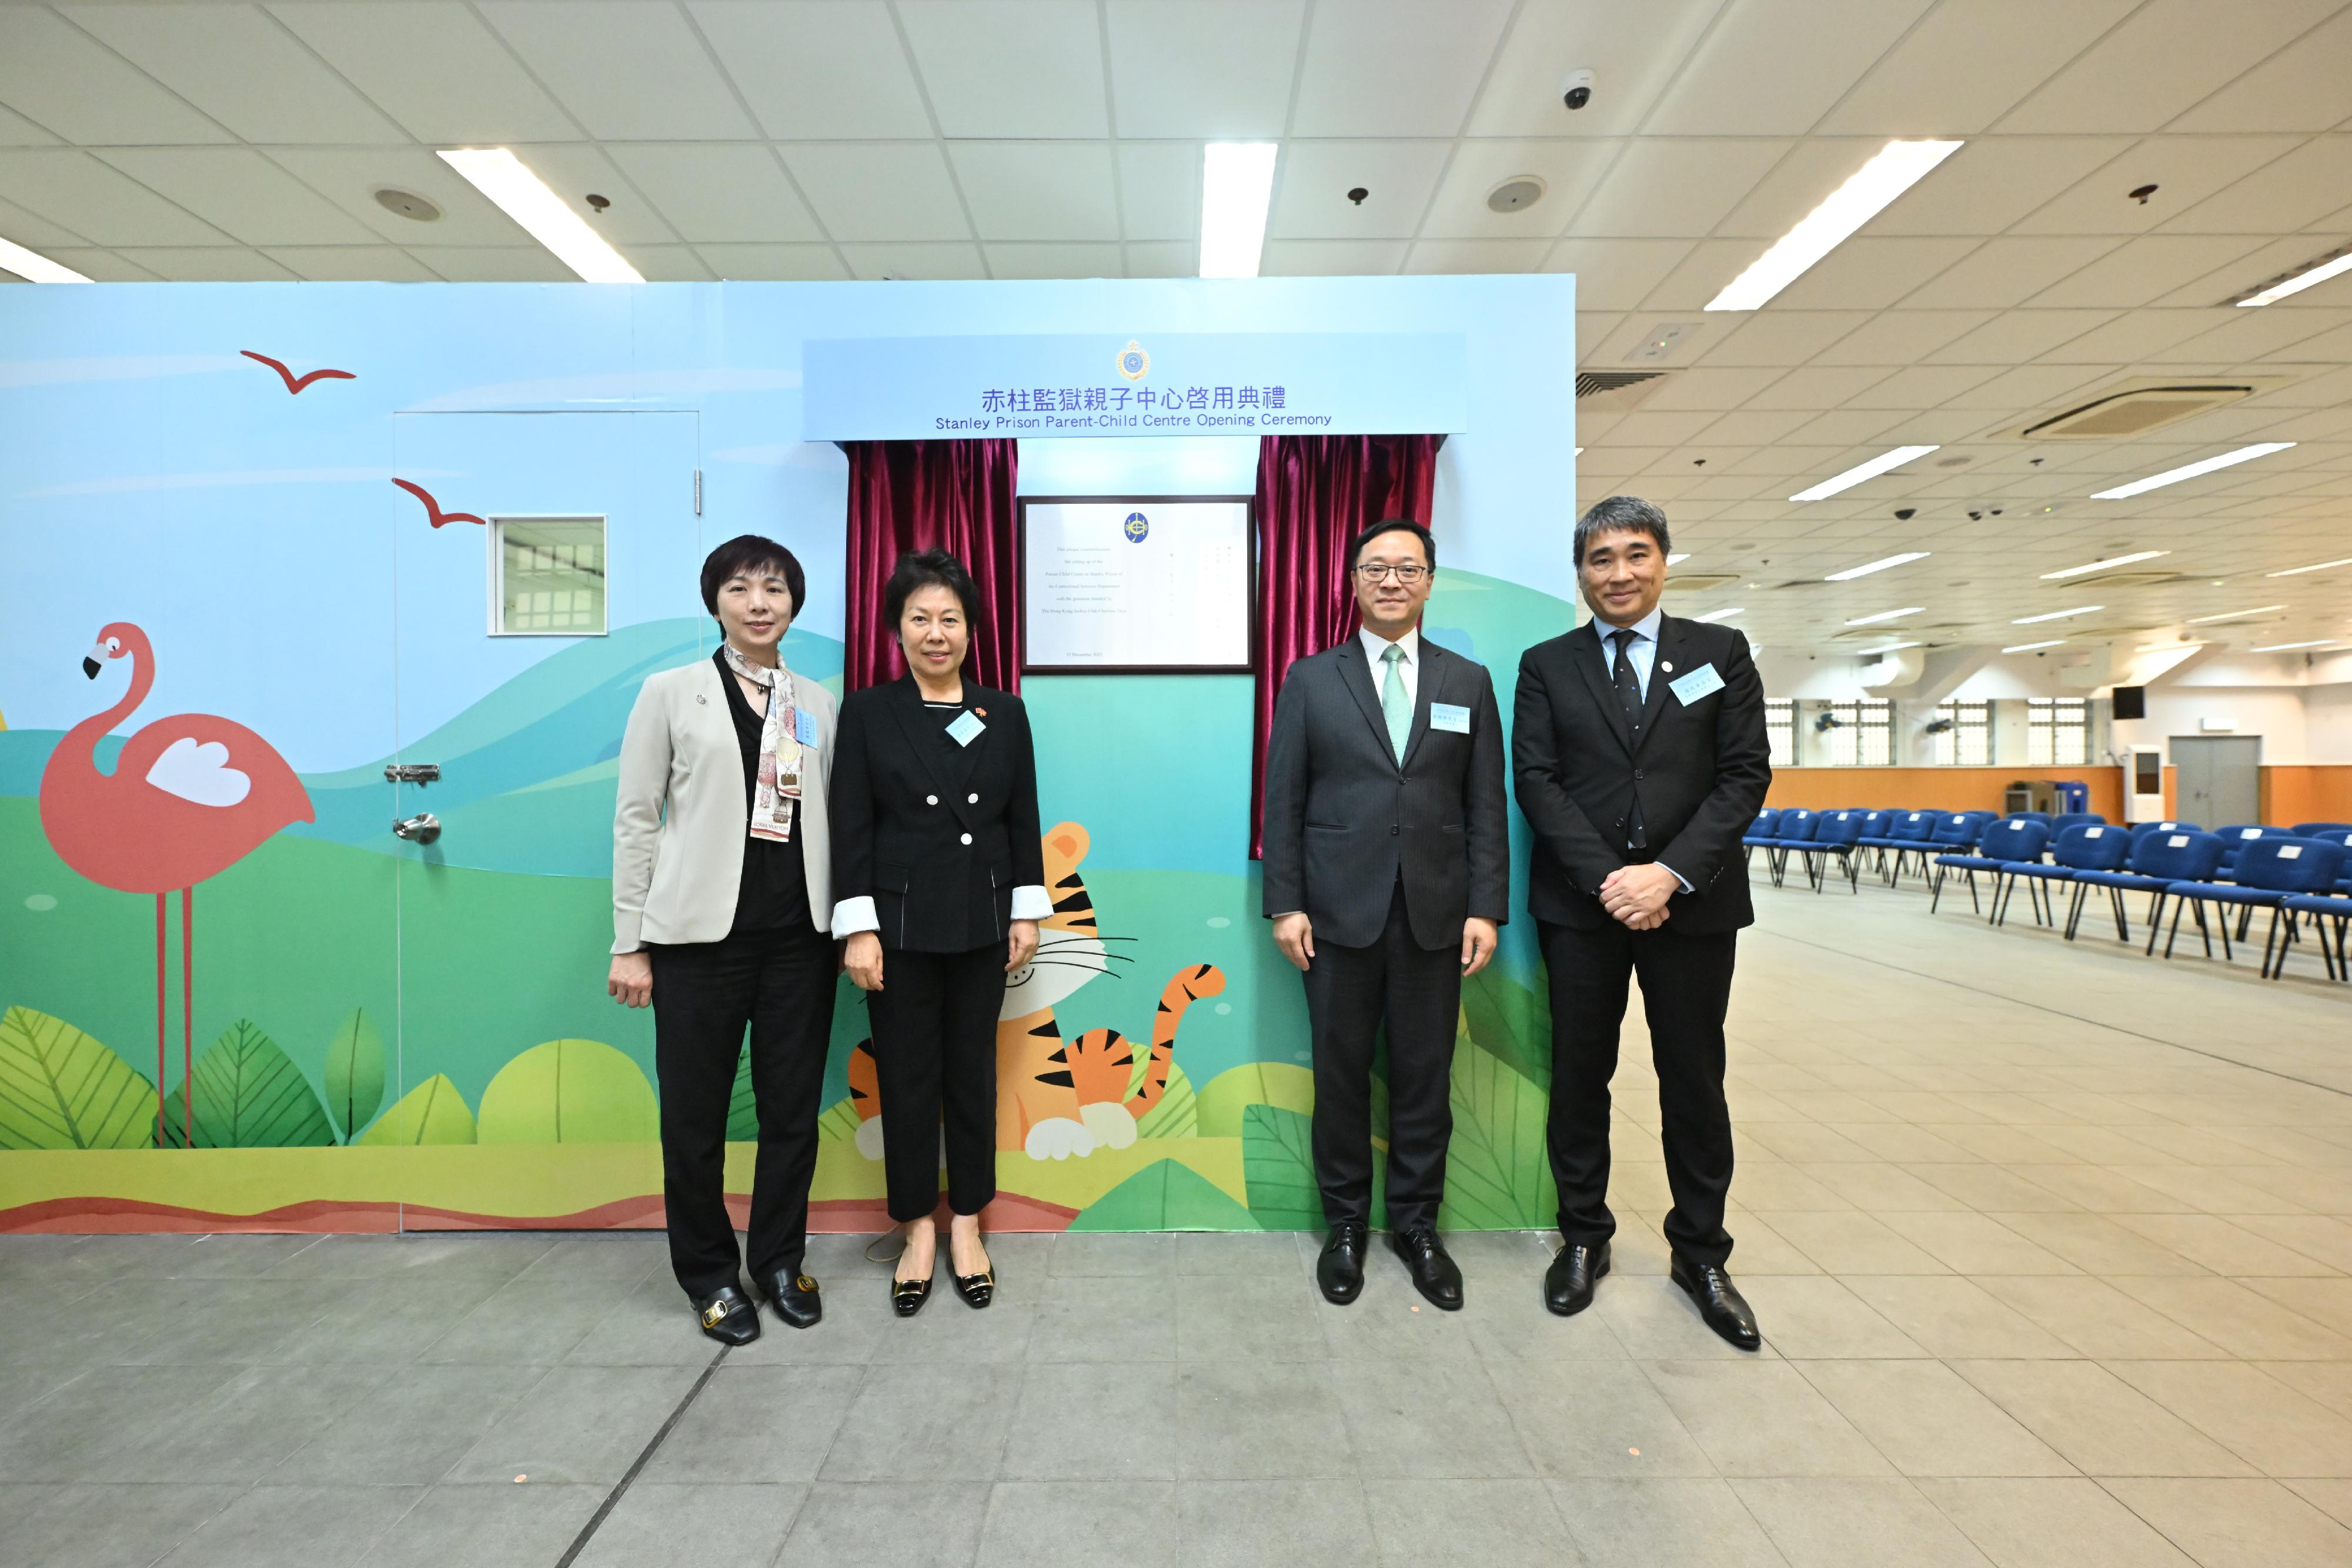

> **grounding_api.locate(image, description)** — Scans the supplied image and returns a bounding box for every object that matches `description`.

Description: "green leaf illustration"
[816,1096,863,1146]
[322,1008,386,1141]
[1240,1102,1322,1231]
[1437,1041,1557,1230]
[1132,1061,1197,1139]
[726,1046,758,1142]
[1461,967,1550,1088]
[354,1074,477,1146]
[1195,1060,1314,1137]
[0,1005,156,1150]
[160,1019,337,1149]
[476,1038,659,1144]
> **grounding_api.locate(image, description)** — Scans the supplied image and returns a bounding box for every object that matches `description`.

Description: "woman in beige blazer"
[609,534,839,1345]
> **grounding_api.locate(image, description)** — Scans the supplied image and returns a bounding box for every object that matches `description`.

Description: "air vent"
[1662,573,1740,593]
[1575,369,1675,412]
[2004,375,2293,442]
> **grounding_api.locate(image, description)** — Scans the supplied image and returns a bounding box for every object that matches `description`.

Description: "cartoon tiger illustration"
[847,820,1226,1161]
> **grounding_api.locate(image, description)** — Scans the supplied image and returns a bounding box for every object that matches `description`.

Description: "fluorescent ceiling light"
[1790,445,1938,502]
[0,235,91,283]
[2186,604,2284,624]
[1866,641,1921,653]
[1845,606,1922,626]
[436,148,643,283]
[1667,552,1689,564]
[2003,640,2064,653]
[2041,550,2167,579]
[1705,139,1962,312]
[2267,556,2352,577]
[1199,143,1278,279]
[1692,606,1744,622]
[2251,639,2341,652]
[2136,641,2206,653]
[1573,446,1583,455]
[2237,249,2352,307]
[2090,442,2295,500]
[2011,605,2102,624]
[1825,551,1929,581]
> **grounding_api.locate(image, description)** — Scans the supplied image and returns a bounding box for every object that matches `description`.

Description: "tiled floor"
[3,877,2350,1566]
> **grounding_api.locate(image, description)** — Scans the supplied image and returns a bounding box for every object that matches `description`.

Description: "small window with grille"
[2027,697,2091,766]
[491,516,607,636]
[1765,698,1795,767]
[1935,699,1992,765]
[1826,699,1893,766]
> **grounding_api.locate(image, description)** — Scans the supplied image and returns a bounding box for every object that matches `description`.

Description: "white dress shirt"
[1360,624,1419,708]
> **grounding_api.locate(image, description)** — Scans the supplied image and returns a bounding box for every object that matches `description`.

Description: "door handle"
[385,763,441,785]
[393,813,442,844]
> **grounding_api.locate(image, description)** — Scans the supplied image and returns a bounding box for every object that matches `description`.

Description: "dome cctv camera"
[1561,68,1595,111]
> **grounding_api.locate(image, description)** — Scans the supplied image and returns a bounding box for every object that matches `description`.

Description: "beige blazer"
[612,656,838,951]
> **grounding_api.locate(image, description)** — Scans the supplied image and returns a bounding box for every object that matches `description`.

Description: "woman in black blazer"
[830,549,1045,1316]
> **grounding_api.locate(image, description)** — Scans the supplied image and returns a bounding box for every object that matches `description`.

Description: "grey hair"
[1573,495,1672,565]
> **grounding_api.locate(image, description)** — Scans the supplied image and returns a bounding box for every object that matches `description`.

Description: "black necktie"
[1610,628,1648,850]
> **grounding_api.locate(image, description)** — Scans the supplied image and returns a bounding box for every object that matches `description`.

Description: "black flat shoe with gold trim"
[953,1268,994,1309]
[891,1276,933,1318]
[763,1270,822,1330]
[691,1285,760,1346]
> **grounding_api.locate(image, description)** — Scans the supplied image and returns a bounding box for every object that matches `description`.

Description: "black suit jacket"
[1513,614,1770,934]
[1260,634,1510,951]
[830,676,1046,954]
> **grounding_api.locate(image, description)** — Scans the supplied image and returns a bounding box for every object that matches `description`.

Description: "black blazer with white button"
[829,675,1046,954]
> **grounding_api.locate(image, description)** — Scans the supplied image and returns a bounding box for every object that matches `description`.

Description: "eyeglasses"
[1353,563,1429,584]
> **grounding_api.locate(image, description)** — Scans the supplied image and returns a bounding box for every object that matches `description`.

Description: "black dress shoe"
[1670,1253,1761,1351]
[1545,1240,1610,1316]
[690,1285,760,1346]
[1389,1226,1464,1312]
[952,1266,994,1309]
[891,1275,933,1318]
[1317,1222,1368,1305]
[762,1270,822,1330]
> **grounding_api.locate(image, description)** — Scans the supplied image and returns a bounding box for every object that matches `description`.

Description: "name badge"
[1669,663,1725,705]
[1430,701,1471,733]
[946,710,987,747]
[794,707,818,747]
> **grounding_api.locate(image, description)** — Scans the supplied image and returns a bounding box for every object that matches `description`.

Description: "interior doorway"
[2169,735,2261,827]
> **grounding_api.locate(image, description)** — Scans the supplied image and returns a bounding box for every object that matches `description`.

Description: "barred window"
[2027,697,2091,766]
[1934,699,1992,766]
[1765,698,1795,768]
[1825,699,1894,766]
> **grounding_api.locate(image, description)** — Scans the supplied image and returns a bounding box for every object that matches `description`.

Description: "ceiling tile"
[896,0,1107,138]
[1644,0,1935,136]
[479,1,759,139]
[1766,238,1984,311]
[1290,0,1513,138]
[2170,5,2352,133]
[1817,0,2140,135]
[1742,365,1897,409]
[686,0,933,139]
[1466,1,1720,139]
[947,141,1119,241]
[2014,135,2303,236]
[1402,238,1547,274]
[2150,305,2352,364]
[1115,142,1198,242]
[625,243,717,280]
[694,242,849,279]
[1418,139,1617,240]
[1606,409,1723,447]
[1783,408,1913,447]
[1937,362,2110,410]
[1715,138,1912,239]
[1996,0,2342,135]
[0,149,230,245]
[1632,238,1770,312]
[501,145,681,243]
[1102,0,1303,138]
[0,7,228,143]
[606,143,821,243]
[71,4,407,145]
[2162,234,2352,307]
[1571,139,1793,238]
[1586,311,1722,367]
[0,192,85,249]
[0,103,58,146]
[1810,310,1996,363]
[97,147,382,247]
[403,245,574,280]
[262,148,527,246]
[1842,363,2003,409]
[1919,308,2118,364]
[779,143,970,241]
[2028,233,2276,309]
[1266,141,1449,240]
[111,246,300,281]
[1123,241,1192,277]
[1870,136,2138,236]
[36,248,163,280]
[1628,366,1789,413]
[2043,307,2228,363]
[1897,235,2123,308]
[260,245,443,281]
[2160,135,2352,235]
[1261,239,1406,275]
[1699,310,1875,367]
[983,241,1123,278]
[837,240,988,279]
[1539,238,1696,311]
[270,0,583,142]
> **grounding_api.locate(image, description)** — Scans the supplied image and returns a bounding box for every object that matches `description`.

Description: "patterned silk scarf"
[720,643,803,844]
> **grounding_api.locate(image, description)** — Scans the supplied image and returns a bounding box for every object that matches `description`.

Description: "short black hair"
[1573,496,1671,566]
[700,534,806,617]
[883,548,980,630]
[1349,517,1435,573]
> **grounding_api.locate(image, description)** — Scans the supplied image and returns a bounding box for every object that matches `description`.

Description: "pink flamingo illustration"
[38,623,314,1146]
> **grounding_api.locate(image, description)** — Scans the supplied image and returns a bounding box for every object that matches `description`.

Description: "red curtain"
[1250,433,1443,857]
[842,439,1022,693]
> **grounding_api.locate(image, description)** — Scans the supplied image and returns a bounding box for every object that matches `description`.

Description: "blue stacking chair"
[1933,816,2036,914]
[2049,811,2105,835]
[2007,810,2053,826]
[1762,809,1818,887]
[1974,818,2055,925]
[2127,820,2198,848]
[1742,808,1782,871]
[2164,837,2347,975]
[2017,824,2133,939]
[2283,890,2352,981]
[1862,809,1936,884]
[2213,824,2280,875]
[2070,829,2226,952]
[1920,813,1992,904]
[1803,809,1870,894]
[2291,821,2352,838]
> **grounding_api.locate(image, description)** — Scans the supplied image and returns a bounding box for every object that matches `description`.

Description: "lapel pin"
[1662,661,1674,673]
[975,707,987,718]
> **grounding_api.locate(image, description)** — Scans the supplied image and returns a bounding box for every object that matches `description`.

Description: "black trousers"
[868,942,1004,1223]
[1539,917,1738,1268]
[649,922,837,1298]
[1301,882,1461,1233]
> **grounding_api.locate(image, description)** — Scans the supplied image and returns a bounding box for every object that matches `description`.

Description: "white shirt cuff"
[1659,862,1695,894]
[830,896,879,938]
[1010,884,1053,921]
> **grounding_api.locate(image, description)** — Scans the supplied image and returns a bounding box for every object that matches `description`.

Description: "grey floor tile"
[0,1363,245,1482]
[1321,1286,1488,1362]
[267,1278,505,1366]
[2287,1479,2352,1529]
[260,1235,553,1282]
[1049,1232,1177,1276]
[1796,1360,2072,1478]
[446,1362,706,1486]
[1643,1359,1895,1478]
[569,1482,804,1568]
[1947,1360,2254,1479]
[0,1483,243,1568]
[1841,1275,2081,1359]
[1002,1360,1178,1480]
[820,1362,1021,1483]
[1741,1275,1930,1359]
[642,1363,863,1483]
[1493,1355,1715,1479]
[1359,1479,1570,1568]
[779,1480,990,1568]
[1177,1479,1377,1568]
[869,1292,1038,1364]
[562,1278,742,1366]
[2103,1478,2352,1568]
[725,1282,891,1366]
[118,1279,350,1365]
[156,1483,426,1568]
[0,1360,85,1420]
[1030,1274,1175,1362]
[2109,1277,2352,1360]
[1175,1360,1352,1480]
[510,1233,668,1283]
[413,1279,619,1366]
[1176,1272,1325,1360]
[1914,1478,2196,1568]
[1177,1230,1311,1277]
[1976,1276,2229,1360]
[1735,1477,1993,1567]
[1332,1358,1534,1479]
[1549,1477,1786,1568]
[134,1362,400,1483]
[1592,1275,1782,1360]
[165,1235,334,1278]
[2102,1360,2352,1479]
[977,1480,1176,1568]
[352,1482,603,1568]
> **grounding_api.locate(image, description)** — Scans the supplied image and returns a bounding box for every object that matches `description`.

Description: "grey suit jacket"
[612,656,838,951]
[1259,634,1509,951]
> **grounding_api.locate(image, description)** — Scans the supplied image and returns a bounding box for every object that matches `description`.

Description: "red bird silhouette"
[392,477,486,529]
[240,349,356,393]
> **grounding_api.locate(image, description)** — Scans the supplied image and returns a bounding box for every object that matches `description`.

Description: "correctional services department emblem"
[1123,511,1150,543]
[1116,339,1150,381]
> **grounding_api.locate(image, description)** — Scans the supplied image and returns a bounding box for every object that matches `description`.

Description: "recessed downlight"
[374,188,442,222]
[1486,176,1546,214]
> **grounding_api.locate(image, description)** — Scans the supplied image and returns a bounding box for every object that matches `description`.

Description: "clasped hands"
[1599,862,1679,931]
[839,919,1039,993]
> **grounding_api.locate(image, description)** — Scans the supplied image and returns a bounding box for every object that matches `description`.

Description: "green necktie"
[1379,642,1410,764]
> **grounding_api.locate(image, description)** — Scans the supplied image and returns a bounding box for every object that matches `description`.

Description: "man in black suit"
[1261,519,1510,1310]
[1514,496,1771,1349]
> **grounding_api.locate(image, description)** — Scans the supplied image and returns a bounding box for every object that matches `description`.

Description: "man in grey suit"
[1261,519,1510,1310]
